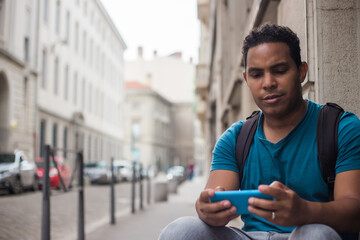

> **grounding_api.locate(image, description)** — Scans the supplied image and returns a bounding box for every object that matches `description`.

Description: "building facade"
[36,0,126,163]
[196,0,360,172]
[124,82,197,173]
[125,47,195,104]
[0,0,37,156]
[0,0,127,165]
[124,82,173,171]
[124,51,199,172]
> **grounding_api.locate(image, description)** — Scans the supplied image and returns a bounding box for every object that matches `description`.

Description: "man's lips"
[263,94,283,103]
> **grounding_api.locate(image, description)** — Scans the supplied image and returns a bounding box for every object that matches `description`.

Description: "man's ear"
[299,62,308,83]
[243,71,248,83]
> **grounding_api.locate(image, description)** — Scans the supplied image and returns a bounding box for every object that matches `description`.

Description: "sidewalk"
[86,176,206,240]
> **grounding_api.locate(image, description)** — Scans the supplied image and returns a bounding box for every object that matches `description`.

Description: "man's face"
[243,42,307,118]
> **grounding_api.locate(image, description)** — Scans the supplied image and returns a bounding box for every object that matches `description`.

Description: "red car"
[36,156,72,190]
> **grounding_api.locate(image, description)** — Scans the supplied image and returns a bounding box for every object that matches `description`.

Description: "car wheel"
[10,177,23,194]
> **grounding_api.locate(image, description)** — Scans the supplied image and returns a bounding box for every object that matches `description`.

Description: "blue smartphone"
[210,190,272,214]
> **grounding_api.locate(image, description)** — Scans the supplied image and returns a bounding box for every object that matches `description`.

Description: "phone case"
[210,190,272,214]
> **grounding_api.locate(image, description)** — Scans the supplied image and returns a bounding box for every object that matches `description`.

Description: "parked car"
[36,156,72,190]
[84,161,120,185]
[113,160,133,182]
[166,165,186,183]
[0,150,38,194]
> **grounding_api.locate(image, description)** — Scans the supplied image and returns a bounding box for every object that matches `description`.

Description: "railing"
[41,145,84,240]
[40,144,151,240]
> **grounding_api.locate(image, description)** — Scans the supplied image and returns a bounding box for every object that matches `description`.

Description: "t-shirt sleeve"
[336,112,360,174]
[210,121,243,172]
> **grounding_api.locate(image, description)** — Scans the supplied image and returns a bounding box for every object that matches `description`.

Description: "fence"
[40,144,151,240]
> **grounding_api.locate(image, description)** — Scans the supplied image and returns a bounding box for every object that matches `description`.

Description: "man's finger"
[258,182,288,200]
[199,189,215,202]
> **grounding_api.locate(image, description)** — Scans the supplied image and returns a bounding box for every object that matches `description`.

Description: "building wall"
[124,51,200,173]
[36,0,126,163]
[124,88,172,171]
[171,103,195,168]
[196,0,360,171]
[124,50,195,104]
[0,0,37,157]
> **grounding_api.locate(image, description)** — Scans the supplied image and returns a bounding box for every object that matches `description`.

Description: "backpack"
[235,102,344,200]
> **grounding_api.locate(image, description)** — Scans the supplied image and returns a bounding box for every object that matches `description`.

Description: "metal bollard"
[77,151,84,240]
[147,167,151,205]
[139,163,143,210]
[41,145,51,240]
[131,161,136,214]
[110,158,115,224]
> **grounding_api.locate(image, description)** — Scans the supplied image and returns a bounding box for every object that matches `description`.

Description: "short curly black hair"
[242,23,301,68]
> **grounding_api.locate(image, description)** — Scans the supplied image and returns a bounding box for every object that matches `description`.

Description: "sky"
[100,0,200,64]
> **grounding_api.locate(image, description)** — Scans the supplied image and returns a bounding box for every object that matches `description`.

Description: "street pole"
[131,160,136,214]
[139,163,143,210]
[110,157,115,224]
[147,166,151,205]
[41,145,51,240]
[77,151,84,240]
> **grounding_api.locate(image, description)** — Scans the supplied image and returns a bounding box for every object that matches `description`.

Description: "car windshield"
[84,162,107,168]
[0,154,15,163]
[36,161,56,168]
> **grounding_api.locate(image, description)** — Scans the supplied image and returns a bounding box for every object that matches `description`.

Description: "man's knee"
[289,224,341,240]
[158,216,210,240]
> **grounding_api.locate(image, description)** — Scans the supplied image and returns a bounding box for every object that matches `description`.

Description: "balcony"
[195,63,209,99]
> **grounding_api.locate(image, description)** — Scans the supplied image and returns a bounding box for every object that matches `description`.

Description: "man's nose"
[262,72,277,90]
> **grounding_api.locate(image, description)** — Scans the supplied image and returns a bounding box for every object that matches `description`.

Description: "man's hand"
[196,186,240,227]
[248,181,309,226]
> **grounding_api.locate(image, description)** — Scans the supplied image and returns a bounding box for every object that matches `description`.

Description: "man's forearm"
[305,198,360,232]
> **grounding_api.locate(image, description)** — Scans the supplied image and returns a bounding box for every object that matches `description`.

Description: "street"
[0,181,147,240]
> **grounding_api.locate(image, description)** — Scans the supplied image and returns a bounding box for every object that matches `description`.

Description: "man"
[159,24,360,239]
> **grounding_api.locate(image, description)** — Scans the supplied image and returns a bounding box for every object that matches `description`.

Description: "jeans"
[158,216,342,240]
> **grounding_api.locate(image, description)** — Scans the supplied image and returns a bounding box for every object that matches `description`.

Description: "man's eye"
[250,73,262,78]
[274,69,287,74]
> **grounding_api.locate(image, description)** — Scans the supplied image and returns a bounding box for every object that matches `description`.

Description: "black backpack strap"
[235,111,261,188]
[317,102,344,200]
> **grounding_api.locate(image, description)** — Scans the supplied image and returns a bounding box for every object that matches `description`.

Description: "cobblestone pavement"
[0,181,149,240]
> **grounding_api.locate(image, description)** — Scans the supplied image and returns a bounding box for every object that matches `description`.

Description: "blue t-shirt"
[211,100,360,233]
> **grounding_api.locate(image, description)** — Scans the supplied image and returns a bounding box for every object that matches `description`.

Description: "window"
[74,22,79,52]
[64,64,69,100]
[89,38,93,66]
[55,1,60,34]
[43,0,48,23]
[65,11,70,43]
[101,52,104,76]
[54,57,59,95]
[100,93,104,117]
[52,123,58,149]
[94,137,98,160]
[24,37,30,62]
[132,121,141,141]
[41,49,47,89]
[133,103,140,109]
[95,89,98,115]
[81,79,85,109]
[82,31,86,60]
[88,135,91,161]
[90,11,94,24]
[63,127,67,158]
[88,84,92,112]
[40,120,46,157]
[84,1,87,16]
[73,72,78,104]
[24,77,28,107]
